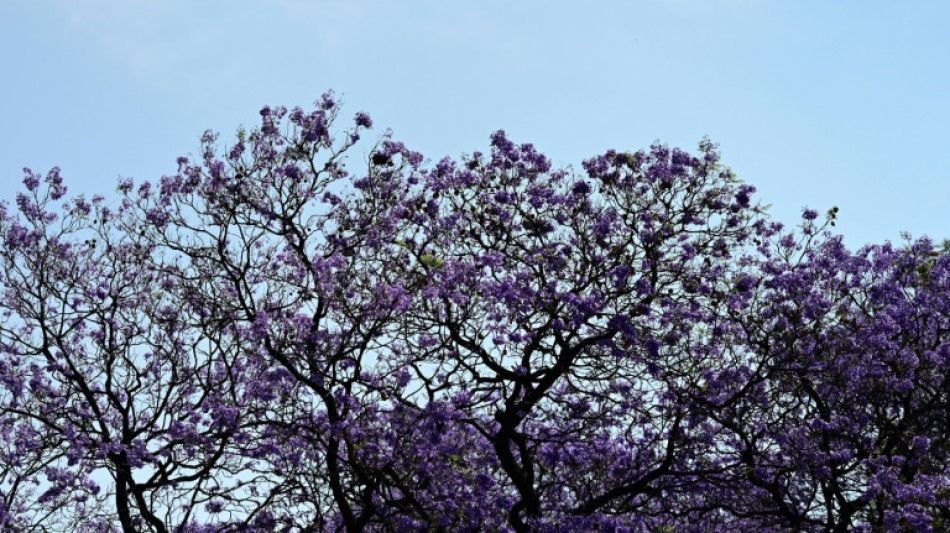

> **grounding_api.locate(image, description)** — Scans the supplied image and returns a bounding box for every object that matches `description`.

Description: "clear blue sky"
[2,0,947,249]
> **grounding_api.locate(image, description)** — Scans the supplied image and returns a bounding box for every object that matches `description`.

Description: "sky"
[1,0,947,250]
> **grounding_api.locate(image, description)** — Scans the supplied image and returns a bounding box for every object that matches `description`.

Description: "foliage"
[0,95,947,532]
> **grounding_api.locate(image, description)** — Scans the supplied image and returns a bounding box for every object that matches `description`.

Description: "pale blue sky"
[2,0,947,249]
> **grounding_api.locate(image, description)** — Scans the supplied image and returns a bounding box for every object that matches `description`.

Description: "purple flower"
[572,180,591,195]
[645,338,661,358]
[22,169,40,191]
[354,112,373,128]
[734,184,755,208]
[320,91,336,109]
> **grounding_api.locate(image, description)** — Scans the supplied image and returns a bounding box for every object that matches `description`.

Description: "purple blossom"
[572,180,591,195]
[354,112,373,128]
[22,169,40,191]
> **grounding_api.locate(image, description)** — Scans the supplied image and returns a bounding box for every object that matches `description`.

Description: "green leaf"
[420,254,444,269]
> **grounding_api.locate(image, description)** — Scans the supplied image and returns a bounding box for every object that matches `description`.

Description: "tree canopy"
[0,94,947,532]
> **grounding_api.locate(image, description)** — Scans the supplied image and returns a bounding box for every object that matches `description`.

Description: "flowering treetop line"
[0,93,947,532]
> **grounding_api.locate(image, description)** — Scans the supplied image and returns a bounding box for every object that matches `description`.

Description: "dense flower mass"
[0,95,947,532]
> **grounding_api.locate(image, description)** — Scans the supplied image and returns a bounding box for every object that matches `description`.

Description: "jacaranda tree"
[0,94,947,532]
